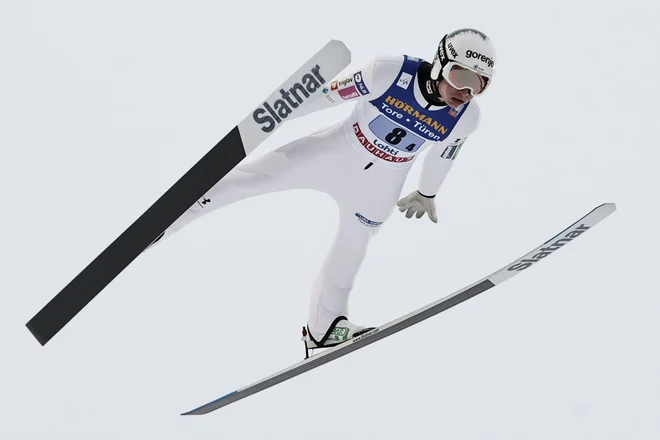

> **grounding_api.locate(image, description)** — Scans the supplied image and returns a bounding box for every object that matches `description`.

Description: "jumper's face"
[437,78,474,108]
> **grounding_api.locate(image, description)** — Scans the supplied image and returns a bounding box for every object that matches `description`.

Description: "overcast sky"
[1,1,658,439]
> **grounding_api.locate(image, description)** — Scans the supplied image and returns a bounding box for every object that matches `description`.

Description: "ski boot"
[301,316,375,359]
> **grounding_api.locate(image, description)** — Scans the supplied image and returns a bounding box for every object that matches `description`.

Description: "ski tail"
[181,203,616,415]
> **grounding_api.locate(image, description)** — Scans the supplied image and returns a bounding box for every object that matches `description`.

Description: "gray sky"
[1,1,658,438]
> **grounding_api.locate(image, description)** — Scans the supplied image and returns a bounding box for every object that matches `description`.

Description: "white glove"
[396,190,438,223]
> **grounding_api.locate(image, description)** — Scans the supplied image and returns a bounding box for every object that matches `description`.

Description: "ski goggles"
[444,63,490,95]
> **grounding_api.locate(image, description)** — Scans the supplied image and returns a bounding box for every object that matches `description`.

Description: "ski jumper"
[155,54,482,341]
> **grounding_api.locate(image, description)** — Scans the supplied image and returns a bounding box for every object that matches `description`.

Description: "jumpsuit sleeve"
[417,139,465,197]
[287,55,395,120]
[417,102,482,197]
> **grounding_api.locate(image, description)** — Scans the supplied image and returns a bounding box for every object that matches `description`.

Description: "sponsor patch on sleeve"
[339,85,360,100]
[353,71,370,95]
[322,86,336,103]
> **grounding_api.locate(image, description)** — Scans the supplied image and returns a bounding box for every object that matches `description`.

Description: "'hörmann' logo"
[253,65,325,133]
[465,50,494,68]
[507,224,591,271]
[382,96,448,137]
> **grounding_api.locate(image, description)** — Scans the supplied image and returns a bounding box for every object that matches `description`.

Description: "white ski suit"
[157,54,482,342]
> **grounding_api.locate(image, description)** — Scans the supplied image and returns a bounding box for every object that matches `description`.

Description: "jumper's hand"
[396,191,438,223]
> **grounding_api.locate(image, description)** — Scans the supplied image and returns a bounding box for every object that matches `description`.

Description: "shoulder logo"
[397,72,413,89]
[448,104,464,118]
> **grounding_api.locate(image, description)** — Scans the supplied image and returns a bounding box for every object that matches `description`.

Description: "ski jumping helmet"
[430,28,496,96]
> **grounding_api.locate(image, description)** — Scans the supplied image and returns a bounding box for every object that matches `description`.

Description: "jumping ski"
[181,202,616,415]
[26,40,352,346]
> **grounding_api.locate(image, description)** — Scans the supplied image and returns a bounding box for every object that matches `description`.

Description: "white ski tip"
[322,39,351,64]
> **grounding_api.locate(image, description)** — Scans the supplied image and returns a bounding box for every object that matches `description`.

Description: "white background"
[1,1,658,438]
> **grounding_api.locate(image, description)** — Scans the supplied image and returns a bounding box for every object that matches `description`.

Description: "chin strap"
[425,79,446,106]
[425,78,438,96]
[418,61,447,106]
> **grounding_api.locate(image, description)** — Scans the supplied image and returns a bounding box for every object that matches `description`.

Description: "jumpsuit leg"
[147,118,411,343]
[306,165,409,341]
[150,124,340,246]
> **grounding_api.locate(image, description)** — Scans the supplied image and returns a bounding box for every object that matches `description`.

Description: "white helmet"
[430,28,496,95]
